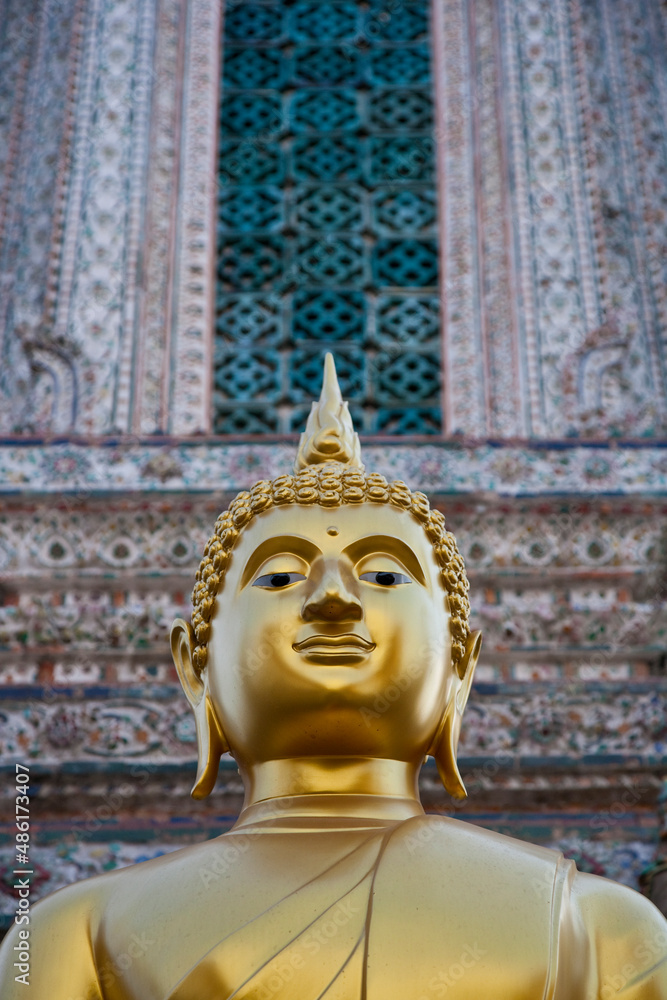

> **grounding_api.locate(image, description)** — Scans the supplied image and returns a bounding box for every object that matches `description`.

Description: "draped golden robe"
[1,811,666,999]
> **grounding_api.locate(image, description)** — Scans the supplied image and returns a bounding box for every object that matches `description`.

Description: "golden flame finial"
[294,353,363,471]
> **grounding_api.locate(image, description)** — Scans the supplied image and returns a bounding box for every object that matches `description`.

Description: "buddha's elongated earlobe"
[170,618,230,799]
[190,692,229,799]
[428,631,482,800]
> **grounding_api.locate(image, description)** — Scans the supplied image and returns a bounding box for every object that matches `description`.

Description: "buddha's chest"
[155,900,552,1000]
[156,874,554,1000]
[101,826,560,1000]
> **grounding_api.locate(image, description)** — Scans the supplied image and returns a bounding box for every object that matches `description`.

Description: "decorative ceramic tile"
[0,0,83,434]
[2,443,667,496]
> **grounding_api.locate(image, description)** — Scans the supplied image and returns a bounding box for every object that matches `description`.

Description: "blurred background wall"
[1,0,667,935]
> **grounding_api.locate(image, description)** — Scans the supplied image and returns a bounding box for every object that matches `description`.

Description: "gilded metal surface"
[1,357,666,998]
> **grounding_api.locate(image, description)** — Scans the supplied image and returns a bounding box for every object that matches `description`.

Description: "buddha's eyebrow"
[240,535,322,590]
[342,535,426,587]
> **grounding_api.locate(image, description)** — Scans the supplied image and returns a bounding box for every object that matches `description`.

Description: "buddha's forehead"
[228,502,440,578]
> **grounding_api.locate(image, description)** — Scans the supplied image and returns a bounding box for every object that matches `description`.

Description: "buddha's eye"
[253,572,307,589]
[359,571,412,587]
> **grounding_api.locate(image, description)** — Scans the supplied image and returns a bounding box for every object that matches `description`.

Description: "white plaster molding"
[134,0,185,434]
[1,441,667,497]
[112,0,158,432]
[433,0,487,436]
[168,0,221,435]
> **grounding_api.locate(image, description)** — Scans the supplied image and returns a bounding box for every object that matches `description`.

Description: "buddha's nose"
[302,563,362,622]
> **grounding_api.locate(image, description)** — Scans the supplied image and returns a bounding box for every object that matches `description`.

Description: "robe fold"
[165,829,392,1000]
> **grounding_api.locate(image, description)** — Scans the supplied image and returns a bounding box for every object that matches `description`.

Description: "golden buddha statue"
[2,355,666,999]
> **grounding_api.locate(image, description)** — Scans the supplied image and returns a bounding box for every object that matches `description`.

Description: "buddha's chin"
[298,663,370,694]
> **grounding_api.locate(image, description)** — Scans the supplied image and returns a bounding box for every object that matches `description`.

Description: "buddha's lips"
[293,634,376,652]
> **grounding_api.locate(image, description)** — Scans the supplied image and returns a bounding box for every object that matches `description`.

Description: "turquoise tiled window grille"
[215,0,442,435]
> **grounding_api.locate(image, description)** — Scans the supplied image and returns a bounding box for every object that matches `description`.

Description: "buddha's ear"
[455,629,482,688]
[171,618,203,706]
[170,618,229,799]
[430,630,482,800]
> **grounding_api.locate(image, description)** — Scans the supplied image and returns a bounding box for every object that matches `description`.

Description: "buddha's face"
[205,503,455,768]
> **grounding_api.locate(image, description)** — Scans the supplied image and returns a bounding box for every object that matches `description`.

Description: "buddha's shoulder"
[372,814,568,919]
[570,865,667,936]
[393,813,565,872]
[392,815,666,928]
[19,836,231,935]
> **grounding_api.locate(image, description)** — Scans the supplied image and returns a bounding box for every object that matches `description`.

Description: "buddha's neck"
[235,757,424,828]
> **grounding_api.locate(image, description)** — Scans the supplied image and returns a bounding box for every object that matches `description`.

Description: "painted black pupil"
[270,573,291,587]
[375,572,396,586]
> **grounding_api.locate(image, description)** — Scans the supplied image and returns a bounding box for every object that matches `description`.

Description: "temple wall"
[1,0,667,932]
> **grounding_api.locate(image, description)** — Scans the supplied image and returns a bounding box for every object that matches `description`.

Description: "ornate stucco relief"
[167,0,221,435]
[0,0,84,433]
[134,0,184,434]
[433,0,487,435]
